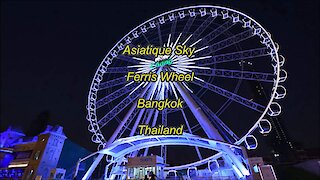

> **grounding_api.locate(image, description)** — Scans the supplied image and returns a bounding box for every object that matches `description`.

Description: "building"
[0,125,92,179]
[0,125,66,179]
[247,157,278,180]
[126,155,165,180]
[244,62,295,163]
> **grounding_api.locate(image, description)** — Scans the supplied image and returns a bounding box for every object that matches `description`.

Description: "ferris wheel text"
[122,45,196,57]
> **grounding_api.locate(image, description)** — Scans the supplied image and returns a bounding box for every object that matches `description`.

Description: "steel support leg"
[143,110,159,156]
[82,153,104,180]
[173,82,224,141]
[107,83,151,146]
[174,82,250,177]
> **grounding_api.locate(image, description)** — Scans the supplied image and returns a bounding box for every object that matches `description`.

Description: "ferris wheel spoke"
[125,44,154,60]
[142,33,151,45]
[161,90,168,126]
[161,90,168,164]
[161,90,169,128]
[180,16,196,40]
[115,108,140,140]
[193,68,275,82]
[180,109,192,133]
[180,108,203,160]
[151,110,160,127]
[161,106,167,164]
[216,98,233,117]
[128,82,159,137]
[210,80,241,123]
[129,85,159,157]
[196,19,235,48]
[170,18,178,41]
[104,67,136,74]
[143,110,160,156]
[116,55,139,64]
[191,124,201,132]
[188,16,216,44]
[191,94,239,143]
[161,109,167,126]
[103,84,151,146]
[157,23,163,46]
[130,109,147,138]
[195,47,270,66]
[97,85,146,129]
[192,80,265,113]
[196,29,254,56]
[174,82,224,140]
[96,83,138,109]
[143,109,155,125]
[98,77,127,90]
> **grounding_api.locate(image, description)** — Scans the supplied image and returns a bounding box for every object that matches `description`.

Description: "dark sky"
[1,0,319,152]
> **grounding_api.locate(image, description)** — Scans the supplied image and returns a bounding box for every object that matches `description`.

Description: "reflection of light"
[288,142,294,148]
[253,165,259,173]
[274,153,280,157]
[0,149,13,153]
[258,165,277,180]
[8,163,28,168]
[232,165,244,178]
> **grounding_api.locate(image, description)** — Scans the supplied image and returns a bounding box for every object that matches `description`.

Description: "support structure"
[76,133,250,180]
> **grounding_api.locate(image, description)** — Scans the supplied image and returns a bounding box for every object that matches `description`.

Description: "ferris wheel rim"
[87,5,282,149]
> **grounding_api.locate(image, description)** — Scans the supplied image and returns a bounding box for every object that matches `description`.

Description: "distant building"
[0,125,92,179]
[244,62,295,163]
[247,157,278,180]
[127,155,165,180]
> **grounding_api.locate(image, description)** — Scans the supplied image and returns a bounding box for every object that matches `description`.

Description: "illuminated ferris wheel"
[84,5,286,179]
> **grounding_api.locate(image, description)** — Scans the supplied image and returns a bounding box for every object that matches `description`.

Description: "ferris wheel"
[84,5,286,179]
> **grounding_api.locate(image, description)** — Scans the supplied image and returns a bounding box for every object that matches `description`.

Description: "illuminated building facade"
[126,155,165,179]
[0,125,66,179]
[246,77,295,163]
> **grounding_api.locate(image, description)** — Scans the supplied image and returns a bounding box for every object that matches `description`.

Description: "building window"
[49,149,55,160]
[34,151,41,160]
[53,139,59,146]
[253,165,259,173]
[26,169,34,179]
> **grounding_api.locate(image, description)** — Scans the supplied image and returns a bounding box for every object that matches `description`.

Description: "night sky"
[1,0,319,152]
